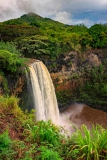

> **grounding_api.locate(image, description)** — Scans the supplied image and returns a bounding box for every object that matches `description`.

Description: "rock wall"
[49,48,107,112]
[50,48,105,84]
[1,49,107,112]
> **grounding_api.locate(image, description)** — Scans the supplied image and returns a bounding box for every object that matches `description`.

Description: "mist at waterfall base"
[28,61,107,135]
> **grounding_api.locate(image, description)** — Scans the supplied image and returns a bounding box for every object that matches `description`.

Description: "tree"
[16,35,50,58]
[89,24,107,48]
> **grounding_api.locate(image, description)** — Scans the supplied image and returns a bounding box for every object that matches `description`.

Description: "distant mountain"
[2,12,65,27]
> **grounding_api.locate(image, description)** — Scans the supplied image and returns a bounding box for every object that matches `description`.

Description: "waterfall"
[29,61,59,123]
[27,61,107,135]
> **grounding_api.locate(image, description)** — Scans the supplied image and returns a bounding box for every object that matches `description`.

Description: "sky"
[0,0,107,27]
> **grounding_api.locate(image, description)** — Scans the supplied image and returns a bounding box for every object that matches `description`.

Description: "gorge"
[28,60,107,135]
[1,12,107,159]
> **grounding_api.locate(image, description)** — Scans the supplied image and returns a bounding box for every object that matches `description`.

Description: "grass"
[0,95,107,160]
[71,124,107,160]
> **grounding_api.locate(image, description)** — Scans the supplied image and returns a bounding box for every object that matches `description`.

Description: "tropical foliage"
[0,14,107,111]
[1,13,107,61]
[0,96,107,160]
[56,63,107,111]
[1,12,107,160]
[0,41,27,73]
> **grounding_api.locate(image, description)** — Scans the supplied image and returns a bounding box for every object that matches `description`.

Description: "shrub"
[0,95,25,119]
[0,130,14,159]
[37,146,62,160]
[26,120,62,147]
[0,41,21,56]
[0,49,22,72]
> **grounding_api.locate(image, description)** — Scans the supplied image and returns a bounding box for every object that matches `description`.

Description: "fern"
[37,146,62,160]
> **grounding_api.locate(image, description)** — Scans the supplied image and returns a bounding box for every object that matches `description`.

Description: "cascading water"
[28,60,107,135]
[29,61,59,123]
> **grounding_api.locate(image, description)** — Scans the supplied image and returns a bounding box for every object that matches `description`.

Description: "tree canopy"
[0,13,107,60]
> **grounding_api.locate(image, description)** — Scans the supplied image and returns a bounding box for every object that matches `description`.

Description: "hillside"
[2,12,65,26]
[0,12,107,60]
[1,13,107,160]
[0,12,107,111]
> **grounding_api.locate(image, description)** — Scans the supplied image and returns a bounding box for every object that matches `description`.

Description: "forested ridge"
[1,12,107,60]
[1,12,107,108]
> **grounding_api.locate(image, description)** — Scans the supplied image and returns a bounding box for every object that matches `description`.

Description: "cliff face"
[49,48,107,112]
[0,48,107,112]
[49,49,103,95]
[50,48,105,84]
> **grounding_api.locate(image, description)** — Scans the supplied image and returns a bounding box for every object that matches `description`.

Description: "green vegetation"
[0,96,107,160]
[0,130,14,160]
[56,63,107,110]
[0,13,107,61]
[0,49,22,72]
[73,64,107,108]
[56,89,72,106]
[72,125,107,160]
[89,24,107,48]
[0,41,27,73]
[1,12,107,159]
[0,74,9,94]
[0,41,20,55]
[3,14,107,106]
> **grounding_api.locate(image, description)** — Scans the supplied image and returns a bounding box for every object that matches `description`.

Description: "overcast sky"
[0,0,107,27]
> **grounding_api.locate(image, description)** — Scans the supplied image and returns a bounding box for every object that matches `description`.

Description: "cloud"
[54,11,94,27]
[0,0,50,21]
[52,0,107,11]
[0,0,107,26]
[54,11,72,24]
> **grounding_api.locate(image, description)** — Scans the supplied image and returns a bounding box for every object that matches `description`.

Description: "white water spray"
[29,61,86,135]
[29,61,59,123]
[28,61,107,135]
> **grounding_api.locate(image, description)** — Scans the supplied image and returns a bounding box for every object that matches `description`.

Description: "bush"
[0,130,14,159]
[0,95,25,118]
[37,146,62,160]
[0,49,23,72]
[26,120,63,147]
[0,41,21,55]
